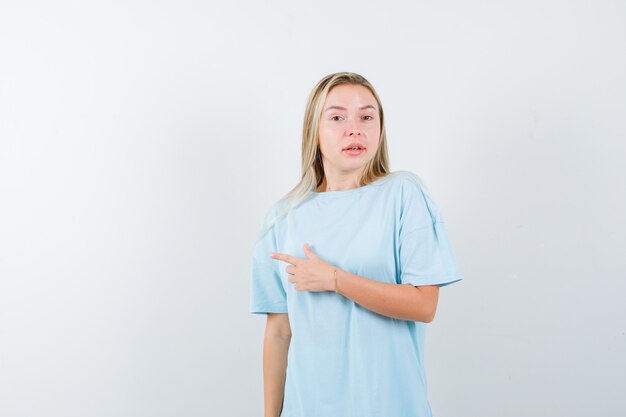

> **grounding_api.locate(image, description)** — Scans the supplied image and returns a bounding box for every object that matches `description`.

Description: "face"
[318,84,381,176]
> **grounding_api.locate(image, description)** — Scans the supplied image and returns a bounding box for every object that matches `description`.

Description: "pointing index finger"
[270,252,297,265]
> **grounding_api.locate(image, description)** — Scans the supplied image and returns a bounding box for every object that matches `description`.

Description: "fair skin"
[263,313,290,417]
[316,83,381,192]
[262,83,439,417]
[273,83,440,323]
[271,244,439,322]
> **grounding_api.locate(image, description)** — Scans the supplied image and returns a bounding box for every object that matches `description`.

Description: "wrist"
[333,268,342,294]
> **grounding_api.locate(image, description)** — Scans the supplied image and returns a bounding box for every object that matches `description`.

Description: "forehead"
[324,84,377,108]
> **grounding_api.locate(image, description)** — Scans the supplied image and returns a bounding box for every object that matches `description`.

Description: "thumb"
[303,243,316,258]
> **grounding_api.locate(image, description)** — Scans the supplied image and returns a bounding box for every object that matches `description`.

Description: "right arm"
[263,312,292,417]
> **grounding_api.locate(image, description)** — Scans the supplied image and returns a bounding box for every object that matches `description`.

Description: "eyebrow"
[325,105,377,112]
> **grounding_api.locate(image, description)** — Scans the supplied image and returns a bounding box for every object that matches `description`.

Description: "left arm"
[335,269,439,323]
[272,243,439,323]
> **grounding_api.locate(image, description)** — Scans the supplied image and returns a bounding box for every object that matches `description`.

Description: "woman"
[249,72,464,417]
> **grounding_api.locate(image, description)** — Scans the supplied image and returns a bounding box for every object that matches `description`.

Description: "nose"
[346,119,361,136]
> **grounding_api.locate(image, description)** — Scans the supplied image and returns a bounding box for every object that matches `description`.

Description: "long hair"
[262,72,391,234]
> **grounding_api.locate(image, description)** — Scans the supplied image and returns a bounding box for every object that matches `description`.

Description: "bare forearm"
[335,269,436,322]
[263,332,290,417]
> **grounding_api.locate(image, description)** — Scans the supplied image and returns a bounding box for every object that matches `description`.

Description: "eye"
[363,115,374,121]
[331,115,343,121]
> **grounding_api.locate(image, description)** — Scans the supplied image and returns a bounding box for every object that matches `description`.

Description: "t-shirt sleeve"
[397,175,464,287]
[249,205,288,314]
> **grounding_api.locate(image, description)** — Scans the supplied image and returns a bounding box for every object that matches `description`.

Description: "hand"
[270,243,337,292]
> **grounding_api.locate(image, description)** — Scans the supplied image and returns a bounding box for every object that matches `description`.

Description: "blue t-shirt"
[249,170,464,417]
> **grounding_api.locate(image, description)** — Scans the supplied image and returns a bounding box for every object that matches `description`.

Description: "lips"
[342,142,366,151]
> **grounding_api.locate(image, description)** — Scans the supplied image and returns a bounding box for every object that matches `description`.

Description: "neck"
[318,171,364,192]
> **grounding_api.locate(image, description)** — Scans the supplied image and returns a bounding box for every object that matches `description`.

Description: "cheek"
[367,128,381,150]
[318,125,337,147]
[319,122,339,135]
[365,124,381,135]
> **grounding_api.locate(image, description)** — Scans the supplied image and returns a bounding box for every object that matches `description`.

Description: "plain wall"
[1,1,625,416]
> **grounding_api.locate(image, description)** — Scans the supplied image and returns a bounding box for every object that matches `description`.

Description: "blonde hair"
[262,72,391,234]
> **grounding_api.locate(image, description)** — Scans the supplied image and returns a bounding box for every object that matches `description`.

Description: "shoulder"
[258,197,290,236]
[385,170,431,196]
[264,198,286,218]
[388,170,443,221]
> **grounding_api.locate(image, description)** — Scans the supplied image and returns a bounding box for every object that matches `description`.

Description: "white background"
[1,1,625,416]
